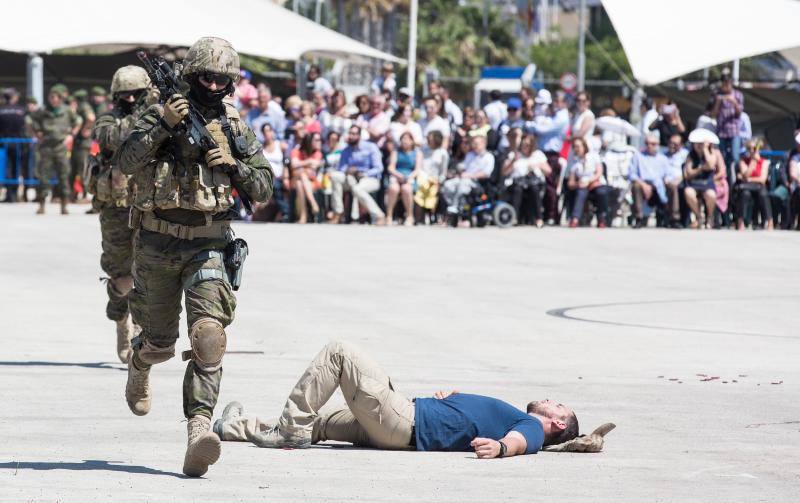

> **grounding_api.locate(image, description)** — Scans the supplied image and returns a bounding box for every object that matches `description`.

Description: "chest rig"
[133,103,246,214]
[90,114,136,207]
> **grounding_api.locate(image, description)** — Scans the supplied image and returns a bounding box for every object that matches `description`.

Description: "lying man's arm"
[471,430,527,459]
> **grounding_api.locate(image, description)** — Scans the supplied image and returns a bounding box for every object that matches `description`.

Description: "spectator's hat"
[398,86,412,97]
[795,132,800,144]
[688,128,719,145]
[91,85,106,96]
[240,69,252,80]
[535,88,552,105]
[507,97,522,110]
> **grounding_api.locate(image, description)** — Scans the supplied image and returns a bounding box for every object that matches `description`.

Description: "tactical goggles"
[199,72,232,87]
[117,90,144,100]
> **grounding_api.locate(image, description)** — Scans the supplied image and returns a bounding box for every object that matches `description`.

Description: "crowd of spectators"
[3,65,800,230]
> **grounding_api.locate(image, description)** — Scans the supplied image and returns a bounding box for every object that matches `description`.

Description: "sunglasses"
[200,73,232,87]
[117,90,143,100]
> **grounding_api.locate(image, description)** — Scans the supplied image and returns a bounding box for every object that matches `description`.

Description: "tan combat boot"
[115,315,133,364]
[125,357,151,416]
[36,201,45,214]
[183,416,221,477]
[60,199,68,215]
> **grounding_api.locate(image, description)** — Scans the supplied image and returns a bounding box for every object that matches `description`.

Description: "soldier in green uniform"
[90,85,111,116]
[89,66,151,364]
[117,37,273,477]
[70,89,96,202]
[29,84,82,214]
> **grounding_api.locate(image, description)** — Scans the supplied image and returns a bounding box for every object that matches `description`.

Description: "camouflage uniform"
[71,90,96,200]
[90,67,150,339]
[29,85,81,205]
[117,38,273,422]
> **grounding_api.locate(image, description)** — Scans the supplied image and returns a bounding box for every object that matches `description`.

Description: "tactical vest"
[88,114,136,207]
[133,103,243,214]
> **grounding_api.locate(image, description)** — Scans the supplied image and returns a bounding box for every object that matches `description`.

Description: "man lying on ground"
[213,340,579,458]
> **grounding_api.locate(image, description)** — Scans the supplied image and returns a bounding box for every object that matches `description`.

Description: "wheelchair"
[447,179,517,228]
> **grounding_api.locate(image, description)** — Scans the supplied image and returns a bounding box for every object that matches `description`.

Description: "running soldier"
[89,66,151,363]
[117,37,273,477]
[29,84,82,214]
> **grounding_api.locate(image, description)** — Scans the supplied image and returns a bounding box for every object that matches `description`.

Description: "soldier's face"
[48,93,62,107]
[528,399,573,421]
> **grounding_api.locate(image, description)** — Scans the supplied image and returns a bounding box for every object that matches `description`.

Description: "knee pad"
[136,338,176,365]
[110,275,134,297]
[187,317,226,372]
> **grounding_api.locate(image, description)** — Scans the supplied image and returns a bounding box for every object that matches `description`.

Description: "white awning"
[1,0,403,63]
[602,0,800,85]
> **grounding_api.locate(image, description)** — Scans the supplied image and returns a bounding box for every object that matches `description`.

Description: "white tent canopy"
[602,0,800,85]
[1,0,402,63]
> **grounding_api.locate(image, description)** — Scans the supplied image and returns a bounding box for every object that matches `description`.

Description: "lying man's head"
[527,399,579,446]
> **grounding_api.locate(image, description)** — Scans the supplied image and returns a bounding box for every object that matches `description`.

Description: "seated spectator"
[299,101,322,135]
[415,130,450,223]
[683,139,723,229]
[734,138,773,230]
[418,96,451,149]
[283,95,304,145]
[385,132,422,225]
[628,134,670,228]
[483,90,507,130]
[664,134,688,228]
[234,69,258,111]
[648,102,686,147]
[497,98,524,151]
[261,123,288,222]
[784,133,800,229]
[470,110,498,151]
[329,125,386,225]
[530,91,570,224]
[322,131,343,221]
[453,106,476,155]
[566,137,608,228]
[290,132,324,223]
[247,87,286,142]
[501,134,549,227]
[442,135,495,217]
[390,104,423,146]
[351,94,370,120]
[357,94,391,146]
[320,89,352,139]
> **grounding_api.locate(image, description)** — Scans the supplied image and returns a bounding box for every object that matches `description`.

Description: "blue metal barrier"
[0,138,40,186]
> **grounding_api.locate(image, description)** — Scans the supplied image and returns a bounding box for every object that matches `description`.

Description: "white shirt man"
[442,136,495,215]
[483,91,508,130]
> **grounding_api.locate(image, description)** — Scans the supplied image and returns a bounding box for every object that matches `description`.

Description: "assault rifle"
[136,51,253,214]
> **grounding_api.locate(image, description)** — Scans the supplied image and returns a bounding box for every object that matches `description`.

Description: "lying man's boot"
[116,315,133,364]
[183,416,221,477]
[248,425,311,449]
[212,401,244,440]
[125,358,151,416]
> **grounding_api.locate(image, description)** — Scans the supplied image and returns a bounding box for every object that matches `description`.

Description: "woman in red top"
[290,132,324,223]
[735,138,773,230]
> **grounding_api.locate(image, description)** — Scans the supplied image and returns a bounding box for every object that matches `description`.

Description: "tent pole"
[732,59,740,86]
[577,0,586,92]
[406,0,418,97]
[27,53,43,107]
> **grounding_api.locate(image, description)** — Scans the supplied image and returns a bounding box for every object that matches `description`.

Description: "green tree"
[529,34,632,82]
[396,0,519,79]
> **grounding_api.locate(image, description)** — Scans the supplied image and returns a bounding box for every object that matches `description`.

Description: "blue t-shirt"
[414,394,544,454]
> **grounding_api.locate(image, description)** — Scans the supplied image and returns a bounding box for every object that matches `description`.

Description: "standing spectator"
[234,69,258,111]
[396,87,414,109]
[533,89,552,118]
[602,140,636,227]
[648,102,686,147]
[352,95,370,119]
[636,97,659,148]
[628,134,670,228]
[529,90,569,224]
[442,135,494,217]
[483,90,507,130]
[260,123,288,222]
[501,134,549,227]
[385,132,422,225]
[710,73,744,183]
[0,88,26,202]
[683,138,723,229]
[453,106,476,155]
[734,138,773,230]
[439,87,463,128]
[415,130,449,223]
[390,104,423,146]
[566,137,608,228]
[664,133,688,227]
[418,96,450,148]
[330,125,386,224]
[497,98,525,151]
[571,91,596,146]
[320,89,352,138]
[290,131,324,223]
[371,62,397,96]
[307,65,334,98]
[357,94,391,145]
[247,87,286,142]
[695,102,717,132]
[738,111,752,142]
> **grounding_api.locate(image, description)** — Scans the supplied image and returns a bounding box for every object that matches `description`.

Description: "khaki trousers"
[329,172,385,220]
[220,341,414,449]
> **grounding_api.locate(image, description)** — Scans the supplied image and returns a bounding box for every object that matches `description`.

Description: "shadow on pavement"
[0,460,186,478]
[0,361,125,371]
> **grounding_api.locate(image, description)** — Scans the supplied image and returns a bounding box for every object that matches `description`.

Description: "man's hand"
[206,147,236,172]
[470,438,501,459]
[163,94,189,128]
[434,390,458,400]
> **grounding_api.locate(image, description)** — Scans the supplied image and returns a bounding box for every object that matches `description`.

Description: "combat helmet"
[111,65,150,94]
[182,37,240,82]
[49,84,69,98]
